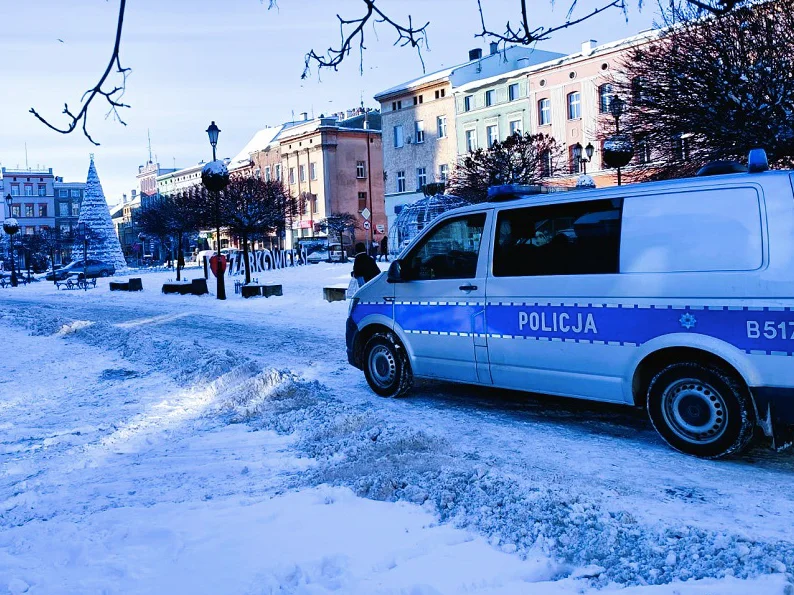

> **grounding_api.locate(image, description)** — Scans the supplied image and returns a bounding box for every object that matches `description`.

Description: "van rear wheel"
[363,332,413,398]
[647,362,754,458]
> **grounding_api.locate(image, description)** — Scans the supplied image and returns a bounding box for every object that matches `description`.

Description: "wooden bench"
[241,284,283,299]
[323,286,348,302]
[162,278,208,296]
[56,276,97,290]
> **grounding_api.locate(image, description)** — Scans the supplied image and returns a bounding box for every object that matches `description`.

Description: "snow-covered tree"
[612,0,794,180]
[71,157,127,270]
[446,132,562,203]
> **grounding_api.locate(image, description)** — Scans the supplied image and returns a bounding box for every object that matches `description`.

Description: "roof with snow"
[228,126,285,171]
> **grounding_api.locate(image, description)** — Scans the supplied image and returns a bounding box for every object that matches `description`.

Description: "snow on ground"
[0,264,792,594]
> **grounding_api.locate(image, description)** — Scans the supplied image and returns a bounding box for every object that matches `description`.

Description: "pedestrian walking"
[379,235,389,262]
[352,242,380,286]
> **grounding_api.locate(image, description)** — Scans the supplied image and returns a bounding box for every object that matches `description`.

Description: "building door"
[393,212,492,383]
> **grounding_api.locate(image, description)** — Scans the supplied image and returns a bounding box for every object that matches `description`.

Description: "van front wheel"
[647,362,754,458]
[363,333,413,398]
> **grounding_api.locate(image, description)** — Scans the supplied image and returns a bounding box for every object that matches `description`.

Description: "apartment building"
[1,167,56,234]
[375,44,563,232]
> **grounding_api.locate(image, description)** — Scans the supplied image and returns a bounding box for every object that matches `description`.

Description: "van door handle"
[383,296,395,302]
[459,284,478,291]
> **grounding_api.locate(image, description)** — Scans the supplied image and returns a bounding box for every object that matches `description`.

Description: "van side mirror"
[387,260,405,283]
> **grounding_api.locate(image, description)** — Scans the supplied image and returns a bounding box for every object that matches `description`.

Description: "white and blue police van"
[346,150,794,458]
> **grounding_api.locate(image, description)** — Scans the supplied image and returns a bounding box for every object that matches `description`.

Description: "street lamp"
[201,121,230,300]
[3,194,19,287]
[603,95,633,186]
[572,142,595,175]
[77,222,89,290]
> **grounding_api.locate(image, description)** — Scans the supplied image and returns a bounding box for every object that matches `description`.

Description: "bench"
[110,278,143,292]
[56,276,97,290]
[241,283,283,299]
[323,286,348,302]
[162,278,208,296]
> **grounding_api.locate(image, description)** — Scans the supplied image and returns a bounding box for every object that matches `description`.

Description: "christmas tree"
[72,155,127,271]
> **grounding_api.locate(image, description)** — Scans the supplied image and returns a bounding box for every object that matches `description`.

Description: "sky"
[0,0,658,204]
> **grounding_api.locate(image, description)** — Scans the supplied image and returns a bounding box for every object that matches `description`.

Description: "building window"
[485,90,495,107]
[397,170,406,193]
[414,120,425,143]
[493,198,623,277]
[567,91,581,120]
[465,129,478,152]
[72,203,80,217]
[24,185,33,196]
[38,184,46,197]
[11,184,20,196]
[538,99,551,126]
[416,167,427,190]
[569,145,583,174]
[636,138,652,164]
[275,164,282,181]
[508,83,519,101]
[437,116,447,139]
[464,95,473,112]
[672,134,690,161]
[540,151,553,177]
[434,89,446,100]
[59,202,69,217]
[310,162,317,180]
[486,125,499,148]
[439,164,449,182]
[632,77,649,104]
[58,189,68,198]
[599,83,613,113]
[289,168,296,184]
[392,100,403,111]
[60,224,71,236]
[356,161,367,179]
[10,205,20,217]
[70,189,80,198]
[358,192,368,210]
[265,166,272,181]
[25,204,34,217]
[299,165,306,182]
[509,119,522,136]
[412,95,423,105]
[38,204,47,217]
[394,125,404,148]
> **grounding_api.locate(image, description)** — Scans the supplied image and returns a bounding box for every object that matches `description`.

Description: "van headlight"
[348,297,359,316]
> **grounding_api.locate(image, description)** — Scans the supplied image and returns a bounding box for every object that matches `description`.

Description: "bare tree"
[32,0,754,144]
[136,189,203,281]
[320,213,358,250]
[447,132,562,203]
[610,0,794,181]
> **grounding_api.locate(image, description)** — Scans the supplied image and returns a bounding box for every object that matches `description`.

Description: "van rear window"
[493,198,623,277]
[620,188,762,273]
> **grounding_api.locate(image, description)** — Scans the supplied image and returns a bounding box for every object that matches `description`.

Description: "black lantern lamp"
[206,121,220,161]
[3,194,19,287]
[572,142,596,175]
[603,95,633,185]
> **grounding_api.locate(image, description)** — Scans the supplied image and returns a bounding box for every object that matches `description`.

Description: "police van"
[346,150,794,458]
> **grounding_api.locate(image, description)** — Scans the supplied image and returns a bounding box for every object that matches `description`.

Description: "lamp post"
[604,95,634,186]
[572,142,595,175]
[201,121,230,300]
[3,194,19,287]
[77,222,88,290]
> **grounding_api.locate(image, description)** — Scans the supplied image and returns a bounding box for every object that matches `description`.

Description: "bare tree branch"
[302,0,429,79]
[29,0,129,146]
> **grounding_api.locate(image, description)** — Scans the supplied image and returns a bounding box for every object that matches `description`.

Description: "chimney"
[489,42,498,55]
[517,57,530,68]
[581,40,597,56]
[468,48,482,61]
[122,193,127,204]
[131,189,137,198]
[300,111,308,121]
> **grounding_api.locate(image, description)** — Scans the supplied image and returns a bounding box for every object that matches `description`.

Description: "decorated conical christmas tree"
[72,155,127,270]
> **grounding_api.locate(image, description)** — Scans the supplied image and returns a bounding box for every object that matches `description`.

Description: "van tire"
[363,332,413,398]
[647,362,755,458]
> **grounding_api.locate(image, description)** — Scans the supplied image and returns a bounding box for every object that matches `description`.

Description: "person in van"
[346,153,794,459]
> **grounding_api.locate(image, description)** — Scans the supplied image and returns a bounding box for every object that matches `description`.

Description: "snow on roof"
[228,126,284,171]
[374,64,461,100]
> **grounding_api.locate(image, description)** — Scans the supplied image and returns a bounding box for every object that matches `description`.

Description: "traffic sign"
[363,220,371,230]
[361,207,371,220]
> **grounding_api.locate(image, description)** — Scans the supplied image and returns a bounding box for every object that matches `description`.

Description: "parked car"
[46,259,115,281]
[346,149,794,459]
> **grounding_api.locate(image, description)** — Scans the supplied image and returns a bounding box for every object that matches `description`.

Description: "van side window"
[493,199,623,277]
[620,188,762,273]
[404,214,486,280]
